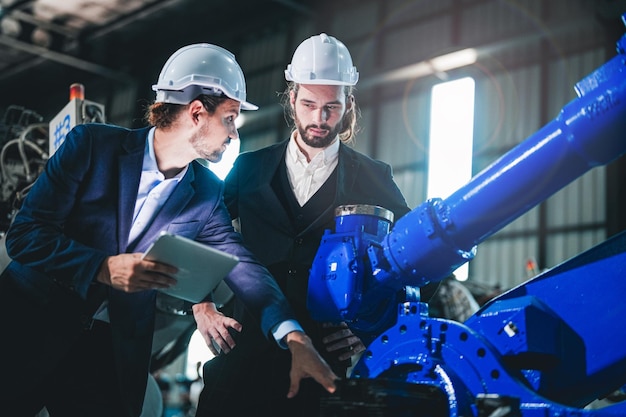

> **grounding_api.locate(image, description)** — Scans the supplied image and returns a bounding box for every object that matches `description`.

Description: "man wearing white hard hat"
[0,43,337,417]
[196,34,412,417]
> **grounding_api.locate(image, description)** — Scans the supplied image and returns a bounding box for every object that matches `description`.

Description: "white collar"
[286,130,340,166]
[145,127,187,181]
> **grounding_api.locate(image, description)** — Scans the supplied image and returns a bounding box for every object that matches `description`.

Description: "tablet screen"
[142,232,239,303]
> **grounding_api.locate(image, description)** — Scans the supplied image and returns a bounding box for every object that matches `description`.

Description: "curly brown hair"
[144,94,229,129]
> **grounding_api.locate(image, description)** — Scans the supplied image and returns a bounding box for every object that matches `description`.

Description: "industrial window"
[427,76,475,281]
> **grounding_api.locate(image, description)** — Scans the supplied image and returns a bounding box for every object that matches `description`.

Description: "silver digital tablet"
[142,231,239,303]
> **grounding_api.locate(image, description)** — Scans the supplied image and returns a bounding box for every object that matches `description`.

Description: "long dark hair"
[280,82,360,145]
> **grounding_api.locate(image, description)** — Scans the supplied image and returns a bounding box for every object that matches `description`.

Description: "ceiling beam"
[0,35,134,83]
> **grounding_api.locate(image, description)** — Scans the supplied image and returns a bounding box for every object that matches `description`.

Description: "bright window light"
[427,77,475,280]
[207,138,240,180]
[196,114,244,180]
[185,330,215,380]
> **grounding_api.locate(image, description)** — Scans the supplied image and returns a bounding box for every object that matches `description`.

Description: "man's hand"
[96,253,178,292]
[322,322,365,361]
[285,331,338,398]
[192,301,242,355]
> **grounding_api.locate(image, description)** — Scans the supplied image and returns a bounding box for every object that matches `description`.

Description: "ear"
[346,94,355,111]
[188,99,205,125]
[289,90,296,109]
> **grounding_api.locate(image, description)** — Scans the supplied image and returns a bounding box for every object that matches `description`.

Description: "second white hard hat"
[152,43,258,110]
[285,33,359,86]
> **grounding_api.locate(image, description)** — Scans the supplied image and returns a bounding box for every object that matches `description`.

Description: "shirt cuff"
[271,320,304,349]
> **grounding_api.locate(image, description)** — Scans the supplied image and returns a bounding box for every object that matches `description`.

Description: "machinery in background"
[0,105,48,230]
[309,13,626,417]
[0,84,106,231]
[48,83,106,156]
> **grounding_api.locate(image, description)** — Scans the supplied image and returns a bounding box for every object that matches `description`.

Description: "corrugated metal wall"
[218,0,625,292]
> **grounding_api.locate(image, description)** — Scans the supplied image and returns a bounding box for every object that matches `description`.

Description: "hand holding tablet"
[142,232,239,303]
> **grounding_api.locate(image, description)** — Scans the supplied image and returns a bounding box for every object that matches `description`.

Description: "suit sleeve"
[353,158,411,220]
[195,185,296,341]
[381,163,411,219]
[378,163,442,301]
[5,124,109,299]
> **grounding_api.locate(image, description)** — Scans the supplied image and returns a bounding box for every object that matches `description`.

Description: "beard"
[204,149,224,163]
[191,122,227,162]
[294,113,343,149]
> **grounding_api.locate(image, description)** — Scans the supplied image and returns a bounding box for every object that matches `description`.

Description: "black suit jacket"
[200,140,448,417]
[225,140,411,338]
[0,124,296,416]
[225,139,411,269]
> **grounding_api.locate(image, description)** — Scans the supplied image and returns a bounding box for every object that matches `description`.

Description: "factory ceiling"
[1,0,625,122]
[0,0,315,119]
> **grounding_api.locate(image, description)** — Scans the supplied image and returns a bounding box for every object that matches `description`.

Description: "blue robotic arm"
[309,14,626,417]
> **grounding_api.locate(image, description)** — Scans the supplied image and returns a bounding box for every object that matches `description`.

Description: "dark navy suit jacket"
[0,124,295,416]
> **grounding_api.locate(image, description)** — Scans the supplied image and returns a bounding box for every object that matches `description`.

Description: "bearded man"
[195,34,412,417]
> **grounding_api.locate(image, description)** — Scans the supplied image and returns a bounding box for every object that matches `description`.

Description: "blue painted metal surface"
[466,232,626,408]
[308,204,400,339]
[310,13,626,417]
[347,231,626,416]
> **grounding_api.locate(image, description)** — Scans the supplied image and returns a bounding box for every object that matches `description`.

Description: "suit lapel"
[297,143,361,235]
[256,141,294,235]
[118,129,148,253]
[116,127,197,253]
[134,167,196,252]
[335,144,360,203]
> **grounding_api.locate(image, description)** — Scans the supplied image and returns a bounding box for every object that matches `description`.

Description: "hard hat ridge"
[152,43,258,110]
[285,33,359,86]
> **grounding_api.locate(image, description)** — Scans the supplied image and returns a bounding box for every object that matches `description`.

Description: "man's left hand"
[192,301,242,355]
[322,322,365,361]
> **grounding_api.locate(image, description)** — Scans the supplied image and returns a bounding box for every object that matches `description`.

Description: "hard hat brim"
[153,85,258,110]
[240,101,258,111]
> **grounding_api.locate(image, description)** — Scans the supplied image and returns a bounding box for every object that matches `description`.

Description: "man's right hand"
[285,330,338,398]
[96,253,178,292]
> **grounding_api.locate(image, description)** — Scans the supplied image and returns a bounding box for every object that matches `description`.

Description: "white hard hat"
[285,33,359,86]
[152,43,258,110]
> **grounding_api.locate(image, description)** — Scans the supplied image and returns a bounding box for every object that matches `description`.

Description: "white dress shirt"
[285,131,339,206]
[128,127,187,243]
[94,127,185,322]
[128,128,187,245]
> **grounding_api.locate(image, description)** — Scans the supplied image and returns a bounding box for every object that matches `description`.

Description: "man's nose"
[315,108,329,123]
[229,126,239,140]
